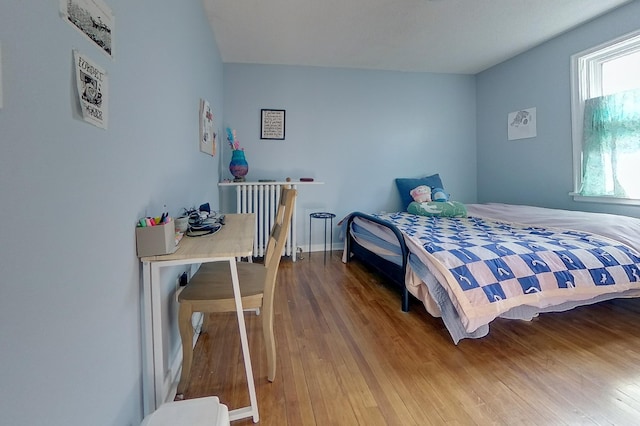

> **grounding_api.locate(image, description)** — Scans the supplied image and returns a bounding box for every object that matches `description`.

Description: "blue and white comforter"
[373,211,640,342]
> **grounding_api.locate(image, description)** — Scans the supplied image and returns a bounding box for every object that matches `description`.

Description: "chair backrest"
[264,187,297,267]
[262,187,297,304]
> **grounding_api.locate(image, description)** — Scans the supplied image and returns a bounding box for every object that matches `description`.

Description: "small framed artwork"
[260,109,286,140]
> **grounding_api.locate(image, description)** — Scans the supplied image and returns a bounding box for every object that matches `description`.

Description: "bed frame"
[345,212,411,312]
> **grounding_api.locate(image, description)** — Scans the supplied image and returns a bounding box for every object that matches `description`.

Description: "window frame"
[570,29,640,206]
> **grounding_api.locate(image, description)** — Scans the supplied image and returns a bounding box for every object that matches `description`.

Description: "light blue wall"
[476,1,640,217]
[222,64,477,248]
[0,1,222,425]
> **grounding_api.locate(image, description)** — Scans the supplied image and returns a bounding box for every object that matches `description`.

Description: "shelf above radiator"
[219,180,324,186]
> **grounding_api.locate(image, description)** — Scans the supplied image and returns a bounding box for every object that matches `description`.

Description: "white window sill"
[569,192,640,206]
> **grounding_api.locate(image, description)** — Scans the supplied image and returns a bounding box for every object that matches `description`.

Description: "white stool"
[141,397,230,426]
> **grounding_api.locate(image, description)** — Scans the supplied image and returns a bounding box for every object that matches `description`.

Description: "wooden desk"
[140,214,259,423]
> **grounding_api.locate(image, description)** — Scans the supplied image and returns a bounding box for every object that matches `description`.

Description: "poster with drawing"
[60,0,114,58]
[199,99,216,156]
[508,107,536,140]
[74,50,108,129]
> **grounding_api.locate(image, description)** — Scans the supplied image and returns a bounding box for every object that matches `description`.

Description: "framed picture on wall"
[260,109,285,140]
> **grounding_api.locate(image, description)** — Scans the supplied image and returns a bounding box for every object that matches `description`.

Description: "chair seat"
[179,262,266,302]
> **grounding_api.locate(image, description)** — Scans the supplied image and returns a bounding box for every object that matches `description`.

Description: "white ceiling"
[204,0,632,74]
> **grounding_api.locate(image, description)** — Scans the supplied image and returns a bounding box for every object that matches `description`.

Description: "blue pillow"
[395,174,444,211]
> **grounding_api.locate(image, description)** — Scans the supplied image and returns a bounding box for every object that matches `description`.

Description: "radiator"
[233,183,298,261]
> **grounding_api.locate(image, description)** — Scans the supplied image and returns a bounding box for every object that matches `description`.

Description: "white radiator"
[233,183,298,261]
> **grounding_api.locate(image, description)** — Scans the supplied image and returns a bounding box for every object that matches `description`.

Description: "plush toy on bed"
[410,185,432,203]
[407,186,466,218]
[430,187,449,202]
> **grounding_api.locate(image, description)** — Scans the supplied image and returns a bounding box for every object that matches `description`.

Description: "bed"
[343,202,640,343]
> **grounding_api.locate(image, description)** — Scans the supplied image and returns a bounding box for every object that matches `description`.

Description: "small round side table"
[309,212,336,264]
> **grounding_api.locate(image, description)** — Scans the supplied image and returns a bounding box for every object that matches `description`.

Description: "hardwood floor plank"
[179,252,640,425]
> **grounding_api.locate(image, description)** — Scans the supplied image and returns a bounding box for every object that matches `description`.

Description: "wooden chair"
[176,187,297,396]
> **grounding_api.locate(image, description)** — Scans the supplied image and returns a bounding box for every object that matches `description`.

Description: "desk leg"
[150,262,165,410]
[141,261,155,417]
[228,258,260,423]
[141,261,168,415]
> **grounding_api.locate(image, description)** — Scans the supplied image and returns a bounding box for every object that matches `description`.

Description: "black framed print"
[260,109,285,140]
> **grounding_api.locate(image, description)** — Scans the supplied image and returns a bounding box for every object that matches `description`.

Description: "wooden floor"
[180,251,640,425]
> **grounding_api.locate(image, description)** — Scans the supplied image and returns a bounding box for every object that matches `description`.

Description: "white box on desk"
[136,221,177,257]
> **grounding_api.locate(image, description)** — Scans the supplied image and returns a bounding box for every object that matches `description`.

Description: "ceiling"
[203,0,632,75]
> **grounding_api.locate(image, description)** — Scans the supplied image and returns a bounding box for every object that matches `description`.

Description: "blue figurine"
[431,187,450,202]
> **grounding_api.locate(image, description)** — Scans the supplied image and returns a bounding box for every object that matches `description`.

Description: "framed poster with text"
[260,109,285,140]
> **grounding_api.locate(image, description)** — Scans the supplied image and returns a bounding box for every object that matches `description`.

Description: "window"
[570,30,640,205]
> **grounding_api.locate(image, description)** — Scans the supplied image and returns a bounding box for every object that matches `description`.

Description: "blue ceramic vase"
[229,150,248,182]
